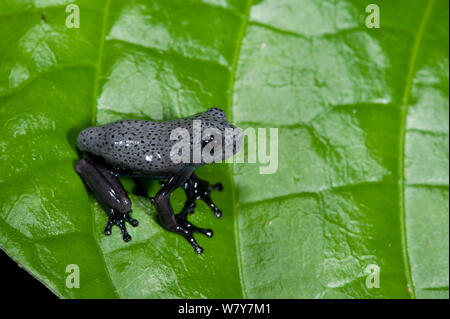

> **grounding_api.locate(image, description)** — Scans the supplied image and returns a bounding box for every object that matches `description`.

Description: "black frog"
[75,108,243,254]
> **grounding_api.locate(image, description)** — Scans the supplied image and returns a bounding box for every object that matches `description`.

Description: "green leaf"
[0,0,448,298]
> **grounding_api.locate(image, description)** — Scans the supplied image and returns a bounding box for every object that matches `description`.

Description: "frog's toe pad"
[104,209,138,242]
[172,215,214,254]
[183,176,224,218]
[176,215,213,238]
[210,183,223,192]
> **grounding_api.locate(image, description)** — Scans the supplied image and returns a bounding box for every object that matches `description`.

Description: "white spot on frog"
[145,152,161,162]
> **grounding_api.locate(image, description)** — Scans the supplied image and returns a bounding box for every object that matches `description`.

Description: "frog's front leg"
[154,168,213,254]
[180,174,223,218]
[75,157,138,242]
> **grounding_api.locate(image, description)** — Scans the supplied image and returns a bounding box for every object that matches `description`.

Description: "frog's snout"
[77,127,93,152]
[77,127,102,154]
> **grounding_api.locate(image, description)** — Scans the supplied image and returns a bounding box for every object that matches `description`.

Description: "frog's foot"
[181,174,223,218]
[104,208,139,242]
[169,212,213,254]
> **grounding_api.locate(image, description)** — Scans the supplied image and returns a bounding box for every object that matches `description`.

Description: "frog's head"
[193,107,243,164]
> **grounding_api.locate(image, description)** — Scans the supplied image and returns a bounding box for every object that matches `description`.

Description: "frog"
[75,107,243,254]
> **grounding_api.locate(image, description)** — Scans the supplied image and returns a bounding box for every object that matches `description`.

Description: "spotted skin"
[77,108,241,175]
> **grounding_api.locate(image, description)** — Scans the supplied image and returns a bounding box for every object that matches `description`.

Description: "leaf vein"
[398,0,435,299]
[228,0,254,299]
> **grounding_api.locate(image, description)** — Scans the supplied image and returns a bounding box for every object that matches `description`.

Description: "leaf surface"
[0,0,448,298]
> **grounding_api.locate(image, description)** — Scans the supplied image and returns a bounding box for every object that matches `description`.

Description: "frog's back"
[77,119,188,174]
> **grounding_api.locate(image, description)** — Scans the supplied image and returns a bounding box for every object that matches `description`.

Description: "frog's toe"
[104,209,138,242]
[176,214,213,238]
[210,182,223,192]
[194,245,203,255]
[202,197,222,218]
[173,225,204,254]
[169,214,214,254]
[104,220,113,236]
[125,214,139,227]
[210,206,222,218]
[182,175,224,218]
[122,231,132,242]
[116,219,132,242]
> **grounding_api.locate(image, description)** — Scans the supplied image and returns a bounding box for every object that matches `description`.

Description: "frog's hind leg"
[75,157,138,242]
[153,168,213,254]
[180,174,223,218]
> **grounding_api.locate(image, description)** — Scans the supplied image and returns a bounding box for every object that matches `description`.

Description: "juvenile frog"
[75,108,243,254]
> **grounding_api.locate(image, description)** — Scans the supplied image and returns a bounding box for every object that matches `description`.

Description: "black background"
[1,249,57,299]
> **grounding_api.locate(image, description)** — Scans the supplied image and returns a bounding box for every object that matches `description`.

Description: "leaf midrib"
[398,0,435,299]
[86,0,255,298]
[227,0,254,300]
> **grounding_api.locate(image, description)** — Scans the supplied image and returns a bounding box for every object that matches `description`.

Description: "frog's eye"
[201,135,215,147]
